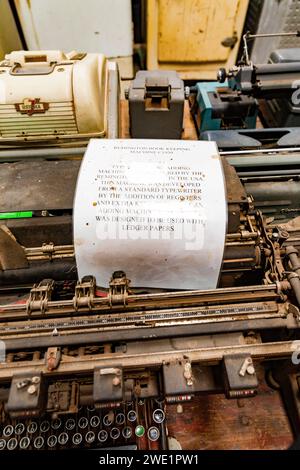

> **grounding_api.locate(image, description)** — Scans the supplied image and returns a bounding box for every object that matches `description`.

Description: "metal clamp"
[108,271,130,306]
[26,279,54,315]
[73,276,95,311]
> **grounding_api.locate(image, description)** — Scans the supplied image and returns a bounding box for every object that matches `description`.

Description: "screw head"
[27,384,37,395]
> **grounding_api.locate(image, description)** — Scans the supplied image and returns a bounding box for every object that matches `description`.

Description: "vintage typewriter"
[0,48,300,451]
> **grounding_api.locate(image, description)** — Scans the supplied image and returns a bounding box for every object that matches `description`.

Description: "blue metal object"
[194,81,258,134]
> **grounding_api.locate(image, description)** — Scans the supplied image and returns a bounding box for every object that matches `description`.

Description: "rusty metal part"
[108,271,131,306]
[73,277,95,311]
[286,245,300,307]
[0,339,297,382]
[0,283,284,319]
[45,347,61,372]
[26,279,54,315]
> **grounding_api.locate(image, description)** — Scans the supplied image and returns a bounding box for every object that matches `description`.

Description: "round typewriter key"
[85,431,95,444]
[90,415,100,428]
[0,439,6,450]
[72,433,82,445]
[65,418,76,431]
[19,436,30,450]
[135,425,145,438]
[87,405,95,412]
[15,422,25,435]
[58,432,69,445]
[122,426,132,439]
[103,414,113,427]
[51,418,62,430]
[27,421,38,434]
[148,426,160,442]
[3,424,14,437]
[7,438,18,450]
[40,420,50,433]
[98,429,108,443]
[110,427,120,440]
[33,436,44,449]
[78,416,88,429]
[127,410,137,422]
[47,435,57,448]
[116,413,125,425]
[153,409,165,424]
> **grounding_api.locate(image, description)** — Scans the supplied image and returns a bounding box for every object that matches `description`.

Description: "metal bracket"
[26,279,54,315]
[183,361,194,386]
[73,276,96,311]
[108,271,130,306]
[45,347,61,371]
[239,356,255,377]
[41,242,55,260]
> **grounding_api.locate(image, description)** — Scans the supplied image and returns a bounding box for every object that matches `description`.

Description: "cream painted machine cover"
[74,139,227,290]
[0,50,107,141]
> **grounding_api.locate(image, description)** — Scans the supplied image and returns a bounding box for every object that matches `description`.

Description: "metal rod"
[0,340,297,381]
[247,32,300,39]
[0,146,85,159]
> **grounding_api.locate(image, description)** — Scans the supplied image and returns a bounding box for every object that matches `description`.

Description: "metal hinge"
[26,279,54,315]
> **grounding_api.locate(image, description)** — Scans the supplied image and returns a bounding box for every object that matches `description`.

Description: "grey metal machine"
[126,70,188,139]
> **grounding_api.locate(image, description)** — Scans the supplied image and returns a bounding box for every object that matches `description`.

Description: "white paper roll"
[74,139,227,289]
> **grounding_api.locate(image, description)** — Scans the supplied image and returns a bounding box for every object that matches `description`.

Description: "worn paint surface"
[166,366,293,450]
[147,0,249,78]
[158,0,239,62]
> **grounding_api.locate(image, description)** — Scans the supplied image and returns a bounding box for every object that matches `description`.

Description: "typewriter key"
[58,432,69,445]
[72,433,82,445]
[85,431,95,444]
[116,413,125,425]
[0,439,6,450]
[110,427,120,440]
[87,405,95,412]
[122,426,132,439]
[33,436,44,449]
[127,410,137,422]
[98,429,108,443]
[19,436,30,450]
[65,418,76,431]
[135,425,145,438]
[148,426,160,442]
[7,438,18,450]
[47,435,57,448]
[153,409,165,424]
[3,424,14,437]
[40,420,50,433]
[103,413,113,426]
[90,415,100,428]
[15,422,25,435]
[78,416,88,429]
[27,421,38,434]
[51,418,62,430]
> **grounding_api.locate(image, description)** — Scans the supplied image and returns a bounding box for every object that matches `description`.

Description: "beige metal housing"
[0,50,108,143]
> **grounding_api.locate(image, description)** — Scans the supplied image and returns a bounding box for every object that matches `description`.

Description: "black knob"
[217,68,227,83]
